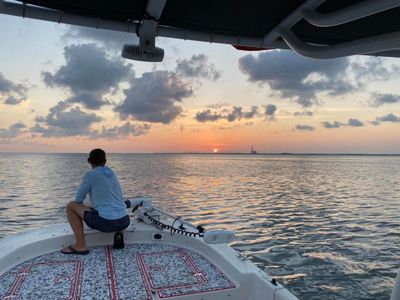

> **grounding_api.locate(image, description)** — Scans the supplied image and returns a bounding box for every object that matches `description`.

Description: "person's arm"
[75,172,91,203]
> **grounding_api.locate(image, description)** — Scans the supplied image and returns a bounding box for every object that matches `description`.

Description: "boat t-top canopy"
[1,0,400,60]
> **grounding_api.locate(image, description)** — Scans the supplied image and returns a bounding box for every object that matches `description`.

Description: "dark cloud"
[0,73,14,93]
[0,72,28,105]
[195,106,258,123]
[369,120,381,126]
[370,93,400,107]
[322,121,342,129]
[42,43,132,109]
[12,122,26,129]
[295,124,315,131]
[294,110,313,117]
[0,122,26,139]
[264,104,277,120]
[31,101,151,139]
[32,101,103,137]
[239,51,400,108]
[115,71,193,124]
[322,119,364,128]
[195,110,223,122]
[376,113,400,123]
[4,95,27,105]
[347,118,364,127]
[227,106,244,122]
[206,103,230,109]
[63,27,136,50]
[351,58,400,81]
[91,122,151,139]
[244,106,258,118]
[239,51,352,107]
[176,54,221,80]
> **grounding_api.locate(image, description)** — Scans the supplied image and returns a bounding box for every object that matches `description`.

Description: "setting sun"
[213,148,219,153]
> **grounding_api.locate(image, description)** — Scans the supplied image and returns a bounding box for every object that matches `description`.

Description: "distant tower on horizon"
[251,145,258,154]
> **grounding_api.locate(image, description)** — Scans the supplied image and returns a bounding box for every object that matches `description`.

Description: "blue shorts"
[84,209,130,233]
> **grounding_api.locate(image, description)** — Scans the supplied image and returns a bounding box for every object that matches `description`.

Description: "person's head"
[87,148,106,168]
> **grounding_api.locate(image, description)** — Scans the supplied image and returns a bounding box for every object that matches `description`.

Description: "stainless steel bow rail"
[1,0,400,59]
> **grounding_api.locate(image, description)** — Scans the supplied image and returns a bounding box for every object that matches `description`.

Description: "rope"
[170,217,180,236]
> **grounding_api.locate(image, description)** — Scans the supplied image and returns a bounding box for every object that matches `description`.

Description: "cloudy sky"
[1,15,400,153]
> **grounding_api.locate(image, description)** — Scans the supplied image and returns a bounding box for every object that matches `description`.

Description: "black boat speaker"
[122,44,164,62]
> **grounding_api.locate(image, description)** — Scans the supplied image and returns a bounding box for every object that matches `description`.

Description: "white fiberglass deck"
[0,206,298,300]
[0,243,235,299]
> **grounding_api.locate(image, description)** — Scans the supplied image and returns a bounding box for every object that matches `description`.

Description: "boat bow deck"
[0,243,235,299]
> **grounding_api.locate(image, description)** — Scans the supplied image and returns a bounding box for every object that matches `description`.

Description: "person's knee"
[66,201,76,213]
[67,201,89,219]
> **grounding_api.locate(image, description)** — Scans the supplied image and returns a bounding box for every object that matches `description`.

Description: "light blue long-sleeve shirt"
[75,166,127,220]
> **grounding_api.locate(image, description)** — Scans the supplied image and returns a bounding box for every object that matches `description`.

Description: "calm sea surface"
[1,153,400,299]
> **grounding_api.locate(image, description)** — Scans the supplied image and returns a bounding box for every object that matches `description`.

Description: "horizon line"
[0,151,399,156]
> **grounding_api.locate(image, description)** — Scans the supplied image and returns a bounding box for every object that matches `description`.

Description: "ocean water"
[0,153,400,299]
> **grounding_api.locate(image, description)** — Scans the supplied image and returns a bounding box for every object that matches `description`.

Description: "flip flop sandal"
[61,245,90,255]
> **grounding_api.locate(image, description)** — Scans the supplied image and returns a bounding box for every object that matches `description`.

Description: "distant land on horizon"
[148,152,400,156]
[0,152,399,156]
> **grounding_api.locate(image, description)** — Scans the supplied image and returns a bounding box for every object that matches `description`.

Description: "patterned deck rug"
[0,244,235,299]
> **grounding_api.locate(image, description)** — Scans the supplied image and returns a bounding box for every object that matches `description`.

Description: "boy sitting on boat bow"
[61,148,129,255]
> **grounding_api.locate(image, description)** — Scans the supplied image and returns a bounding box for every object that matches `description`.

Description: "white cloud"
[0,72,29,105]
[176,54,221,80]
[239,51,400,108]
[115,70,193,124]
[32,101,102,137]
[370,93,400,107]
[90,122,151,139]
[195,106,259,122]
[0,122,26,139]
[42,43,133,109]
[376,113,400,123]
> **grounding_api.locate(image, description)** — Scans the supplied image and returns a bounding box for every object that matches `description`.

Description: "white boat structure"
[1,0,400,299]
[0,199,297,300]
